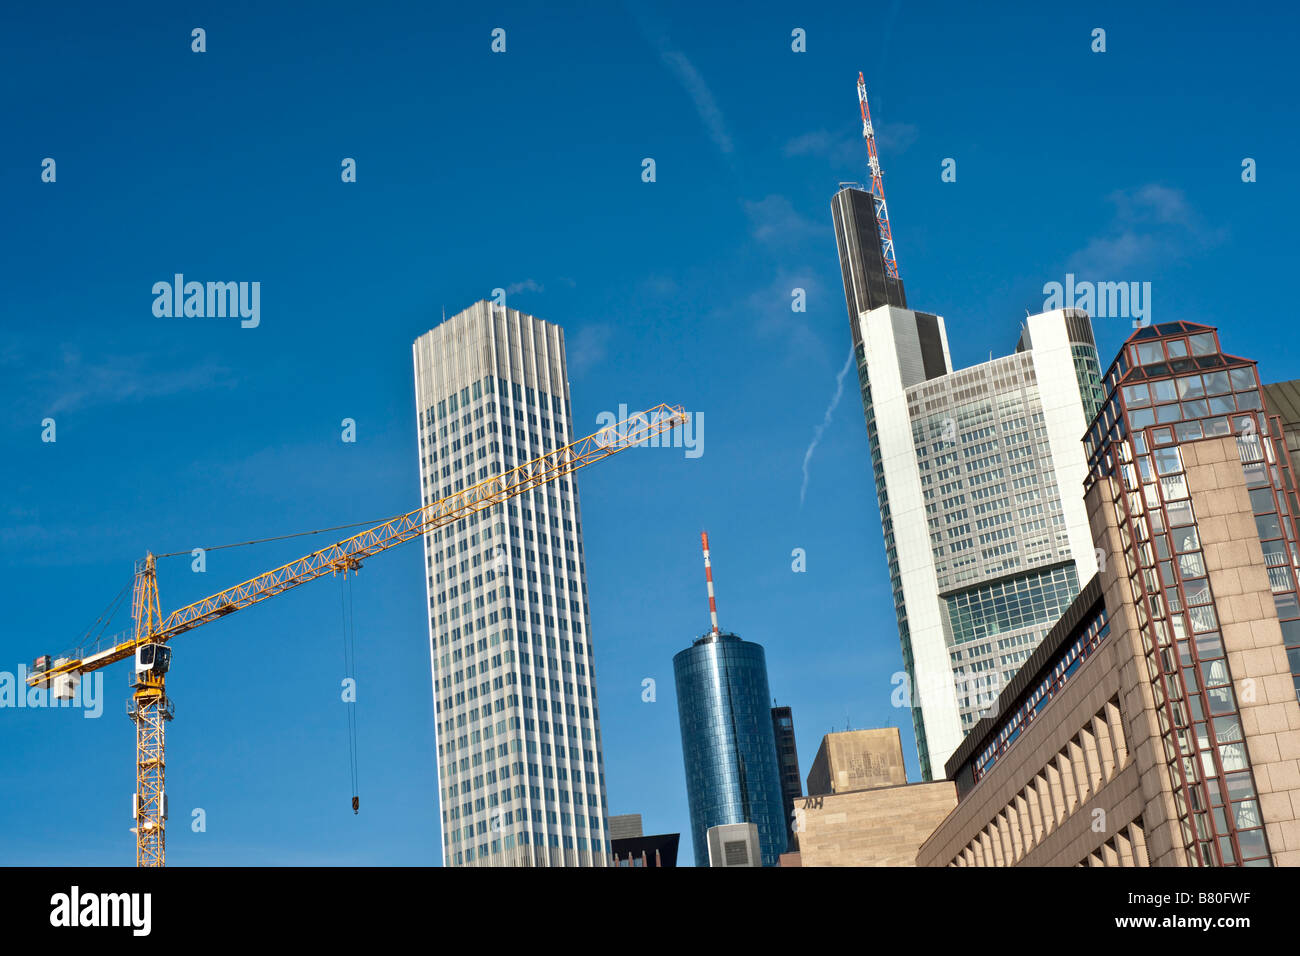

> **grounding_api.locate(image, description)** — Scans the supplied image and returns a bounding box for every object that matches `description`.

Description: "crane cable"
[153,516,374,815]
[73,578,133,656]
[153,516,396,559]
[340,572,360,814]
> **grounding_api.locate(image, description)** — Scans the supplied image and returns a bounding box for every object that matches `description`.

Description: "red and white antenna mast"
[701,531,720,637]
[857,72,899,280]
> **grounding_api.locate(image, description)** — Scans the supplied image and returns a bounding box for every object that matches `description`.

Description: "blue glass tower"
[673,633,787,866]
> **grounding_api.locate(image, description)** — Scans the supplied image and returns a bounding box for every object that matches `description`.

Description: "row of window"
[1107,430,1272,866]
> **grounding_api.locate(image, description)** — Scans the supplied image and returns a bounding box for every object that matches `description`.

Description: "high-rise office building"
[833,96,1106,778]
[770,704,802,849]
[674,536,788,865]
[843,301,1104,779]
[674,632,788,866]
[921,321,1300,867]
[831,127,1106,779]
[413,300,610,867]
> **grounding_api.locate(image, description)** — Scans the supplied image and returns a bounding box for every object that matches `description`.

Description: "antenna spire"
[857,72,899,280]
[701,531,720,637]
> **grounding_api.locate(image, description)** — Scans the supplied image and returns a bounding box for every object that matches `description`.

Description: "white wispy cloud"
[568,324,613,375]
[783,129,859,167]
[742,195,820,246]
[629,3,734,156]
[505,279,543,295]
[800,349,856,506]
[749,270,832,363]
[659,49,733,154]
[875,121,918,154]
[4,344,234,416]
[783,121,917,172]
[636,274,678,297]
[1066,184,1226,276]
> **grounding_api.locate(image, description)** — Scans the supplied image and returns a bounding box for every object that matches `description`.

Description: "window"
[1189,604,1220,634]
[1249,488,1277,514]
[1185,578,1212,605]
[1204,371,1231,395]
[1136,342,1164,365]
[1153,447,1183,476]
[1167,499,1196,528]
[1207,395,1236,415]
[1203,416,1232,437]
[1174,526,1201,553]
[1229,367,1256,390]
[1124,383,1151,408]
[1257,514,1283,540]
[1157,404,1183,425]
[1152,378,1178,403]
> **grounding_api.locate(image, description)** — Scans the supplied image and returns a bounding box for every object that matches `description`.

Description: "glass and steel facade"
[673,634,787,866]
[413,301,609,867]
[946,564,1082,699]
[908,340,1095,734]
[1083,320,1300,866]
[849,304,1101,776]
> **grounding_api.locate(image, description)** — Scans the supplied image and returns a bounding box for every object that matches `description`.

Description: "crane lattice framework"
[857,71,899,280]
[29,403,689,867]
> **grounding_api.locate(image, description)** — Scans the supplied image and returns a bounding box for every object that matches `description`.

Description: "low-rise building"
[785,725,955,865]
[792,781,957,866]
[806,728,908,796]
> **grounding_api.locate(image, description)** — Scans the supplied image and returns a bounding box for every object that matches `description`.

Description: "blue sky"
[2,0,1297,866]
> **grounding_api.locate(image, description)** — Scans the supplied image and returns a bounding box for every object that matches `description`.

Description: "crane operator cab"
[128,644,176,721]
[135,643,172,677]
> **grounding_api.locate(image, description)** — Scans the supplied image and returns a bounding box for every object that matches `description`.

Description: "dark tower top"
[831,186,908,349]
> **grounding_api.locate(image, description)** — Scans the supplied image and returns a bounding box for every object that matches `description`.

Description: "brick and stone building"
[919,322,1300,867]
[805,728,908,796]
[783,726,955,866]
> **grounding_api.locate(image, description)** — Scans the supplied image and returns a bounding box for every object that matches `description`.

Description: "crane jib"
[22,402,687,865]
[27,405,687,689]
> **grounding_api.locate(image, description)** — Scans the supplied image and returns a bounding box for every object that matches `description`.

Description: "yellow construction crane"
[27,404,687,867]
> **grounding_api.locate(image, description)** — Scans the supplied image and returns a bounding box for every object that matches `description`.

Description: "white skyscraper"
[413,301,609,866]
[856,305,1105,778]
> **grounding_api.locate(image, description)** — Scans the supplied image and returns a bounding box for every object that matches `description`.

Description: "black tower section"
[770,705,802,851]
[831,186,908,349]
